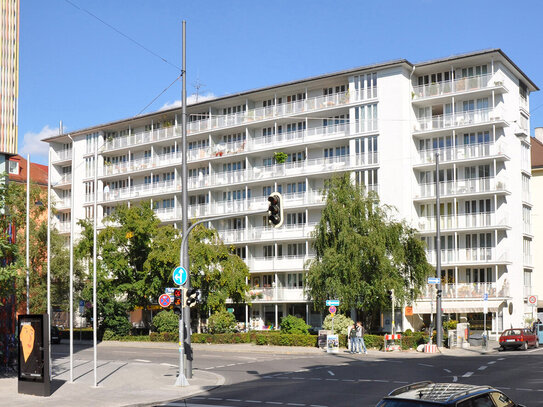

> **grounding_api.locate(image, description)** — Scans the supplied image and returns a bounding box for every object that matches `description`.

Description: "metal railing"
[414,108,503,133]
[417,212,508,231]
[415,142,507,165]
[419,282,509,299]
[425,248,508,265]
[412,74,503,100]
[416,177,507,199]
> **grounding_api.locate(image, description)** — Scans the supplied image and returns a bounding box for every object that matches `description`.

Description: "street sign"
[159,294,172,308]
[328,305,337,314]
[165,287,176,295]
[326,300,340,306]
[528,295,538,307]
[79,300,85,315]
[173,266,188,286]
[227,308,234,313]
[483,293,488,301]
[427,277,440,284]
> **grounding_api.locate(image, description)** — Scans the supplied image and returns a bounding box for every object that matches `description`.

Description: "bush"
[102,329,117,341]
[322,314,354,335]
[403,329,413,336]
[280,315,309,335]
[150,332,179,342]
[152,310,179,334]
[208,310,237,334]
[443,319,458,331]
[102,315,131,337]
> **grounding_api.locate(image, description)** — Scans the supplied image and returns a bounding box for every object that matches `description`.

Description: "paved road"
[53,343,543,406]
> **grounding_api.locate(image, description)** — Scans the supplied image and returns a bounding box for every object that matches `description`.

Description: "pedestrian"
[349,323,357,353]
[356,321,368,354]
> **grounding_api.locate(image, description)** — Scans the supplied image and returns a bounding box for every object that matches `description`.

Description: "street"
[51,342,543,406]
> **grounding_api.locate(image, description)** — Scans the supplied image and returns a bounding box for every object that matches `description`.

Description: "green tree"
[152,310,179,333]
[280,315,309,335]
[306,173,432,322]
[208,309,237,333]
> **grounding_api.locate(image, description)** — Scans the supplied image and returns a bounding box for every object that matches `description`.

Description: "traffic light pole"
[435,152,443,348]
[175,289,188,387]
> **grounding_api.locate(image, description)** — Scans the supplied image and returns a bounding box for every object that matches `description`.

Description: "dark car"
[376,381,525,406]
[50,326,61,344]
[499,328,538,351]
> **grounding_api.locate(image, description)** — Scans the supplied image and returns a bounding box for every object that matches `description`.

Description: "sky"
[18,0,543,165]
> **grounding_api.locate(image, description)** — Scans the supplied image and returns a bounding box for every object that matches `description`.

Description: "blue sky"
[19,0,543,165]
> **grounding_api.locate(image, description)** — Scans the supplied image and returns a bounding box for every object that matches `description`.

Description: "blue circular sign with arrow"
[173,266,187,286]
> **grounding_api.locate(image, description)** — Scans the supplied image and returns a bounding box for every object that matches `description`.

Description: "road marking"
[497,357,505,361]
[525,347,543,353]
[204,367,214,370]
[453,376,458,382]
[394,381,409,384]
[246,401,263,404]
[134,359,151,363]
[208,398,223,401]
[327,370,335,376]
[496,387,511,390]
[215,365,225,368]
[343,379,355,382]
[374,379,389,383]
[227,399,242,402]
[325,378,338,381]
[160,363,177,367]
[265,402,283,405]
[287,404,305,406]
[477,366,487,371]
[418,363,434,367]
[443,369,452,373]
[516,388,532,391]
[462,372,474,378]
[487,361,496,364]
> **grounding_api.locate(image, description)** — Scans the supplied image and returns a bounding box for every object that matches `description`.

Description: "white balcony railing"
[219,222,318,244]
[57,222,71,233]
[425,248,508,265]
[102,181,179,202]
[416,177,507,199]
[417,213,508,231]
[412,74,504,100]
[247,255,313,271]
[418,282,509,300]
[55,198,71,209]
[415,142,507,165]
[414,108,504,133]
[104,126,178,151]
[53,149,72,162]
[248,287,306,302]
[55,174,72,186]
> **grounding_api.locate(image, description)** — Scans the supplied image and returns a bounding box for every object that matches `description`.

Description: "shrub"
[152,310,179,334]
[102,329,117,341]
[280,315,309,335]
[403,329,413,336]
[322,314,354,335]
[102,315,131,337]
[150,332,179,342]
[443,319,458,331]
[208,310,237,334]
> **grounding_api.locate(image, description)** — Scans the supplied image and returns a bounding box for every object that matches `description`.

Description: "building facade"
[44,49,537,334]
[0,0,19,157]
[530,128,543,321]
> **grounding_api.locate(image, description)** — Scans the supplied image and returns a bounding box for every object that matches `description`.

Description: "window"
[222,161,246,172]
[524,269,532,287]
[354,104,378,132]
[286,212,306,225]
[285,121,306,133]
[323,114,347,127]
[457,394,495,407]
[523,205,531,233]
[232,247,246,259]
[263,245,275,258]
[287,243,306,256]
[287,151,305,163]
[287,273,304,288]
[85,132,98,154]
[8,160,18,174]
[353,73,377,99]
[222,104,246,115]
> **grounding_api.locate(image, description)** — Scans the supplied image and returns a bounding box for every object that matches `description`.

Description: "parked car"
[50,326,61,344]
[499,328,538,351]
[376,381,525,406]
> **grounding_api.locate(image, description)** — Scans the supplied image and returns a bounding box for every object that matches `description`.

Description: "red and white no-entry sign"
[528,295,538,306]
[329,305,337,314]
[159,293,172,308]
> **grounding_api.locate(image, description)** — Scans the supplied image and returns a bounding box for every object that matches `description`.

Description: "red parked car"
[499,328,538,351]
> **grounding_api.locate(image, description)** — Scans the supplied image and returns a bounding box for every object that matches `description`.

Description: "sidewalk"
[0,354,223,407]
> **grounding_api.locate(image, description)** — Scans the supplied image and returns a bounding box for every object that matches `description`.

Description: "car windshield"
[502,329,522,336]
[377,400,441,406]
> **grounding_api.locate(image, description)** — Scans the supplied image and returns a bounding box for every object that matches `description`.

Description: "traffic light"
[387,289,395,302]
[267,192,283,228]
[173,288,183,316]
[185,287,200,308]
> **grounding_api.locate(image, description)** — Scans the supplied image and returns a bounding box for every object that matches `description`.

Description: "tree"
[280,315,310,335]
[207,310,237,334]
[305,173,432,324]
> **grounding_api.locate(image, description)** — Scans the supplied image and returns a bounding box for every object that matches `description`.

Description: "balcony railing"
[55,198,71,209]
[187,90,362,134]
[247,255,313,271]
[55,174,72,186]
[418,282,509,300]
[425,248,508,265]
[102,180,179,202]
[52,149,72,162]
[102,152,181,176]
[414,108,504,133]
[417,213,508,231]
[412,74,504,100]
[103,126,178,151]
[248,287,306,302]
[57,222,71,233]
[219,222,318,244]
[416,177,507,199]
[415,142,507,165]
[154,207,179,221]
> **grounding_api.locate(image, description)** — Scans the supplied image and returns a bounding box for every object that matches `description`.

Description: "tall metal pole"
[435,152,443,347]
[93,133,98,387]
[68,131,74,382]
[181,20,193,380]
[26,154,30,314]
[47,143,52,377]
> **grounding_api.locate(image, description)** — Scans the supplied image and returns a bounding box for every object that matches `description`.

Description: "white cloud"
[20,125,59,160]
[159,93,216,111]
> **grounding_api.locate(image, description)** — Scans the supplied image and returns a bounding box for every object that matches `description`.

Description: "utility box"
[18,314,50,397]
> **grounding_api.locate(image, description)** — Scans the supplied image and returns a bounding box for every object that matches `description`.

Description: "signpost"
[326,300,340,306]
[427,277,440,284]
[483,292,488,349]
[528,295,538,307]
[173,266,188,286]
[326,301,339,353]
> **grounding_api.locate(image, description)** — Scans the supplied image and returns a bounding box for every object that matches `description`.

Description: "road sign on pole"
[328,305,337,315]
[173,266,188,286]
[159,294,172,308]
[528,295,538,307]
[326,300,340,306]
[427,277,440,284]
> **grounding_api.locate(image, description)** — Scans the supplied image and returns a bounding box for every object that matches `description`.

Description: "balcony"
[415,177,508,200]
[52,149,72,163]
[102,180,179,203]
[417,212,509,233]
[418,282,509,300]
[57,222,71,233]
[248,287,306,302]
[247,255,313,272]
[414,142,508,166]
[425,248,509,265]
[414,108,505,134]
[154,207,179,222]
[55,198,71,210]
[103,126,178,152]
[219,222,318,244]
[187,90,365,135]
[54,174,72,187]
[101,152,181,177]
[412,74,506,101]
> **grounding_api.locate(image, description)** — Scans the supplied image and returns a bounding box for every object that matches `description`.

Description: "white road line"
[227,399,242,402]
[309,378,321,380]
[496,387,511,390]
[418,363,434,367]
[215,365,225,368]
[310,405,328,407]
[287,404,305,406]
[226,363,236,366]
[516,388,533,391]
[393,381,409,384]
[134,359,151,363]
[477,366,488,371]
[246,401,263,404]
[160,363,177,367]
[374,380,389,383]
[204,367,214,370]
[327,370,335,376]
[462,372,474,378]
[443,369,452,373]
[325,378,338,381]
[208,398,223,401]
[265,402,283,405]
[498,357,506,361]
[487,361,496,365]
[343,379,355,382]
[453,376,458,382]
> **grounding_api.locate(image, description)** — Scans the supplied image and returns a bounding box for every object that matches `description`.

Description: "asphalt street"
[52,342,543,407]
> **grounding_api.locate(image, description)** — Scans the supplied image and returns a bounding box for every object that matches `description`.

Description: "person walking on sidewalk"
[349,323,357,353]
[356,321,368,354]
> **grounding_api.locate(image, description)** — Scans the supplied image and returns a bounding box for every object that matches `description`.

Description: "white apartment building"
[45,49,537,334]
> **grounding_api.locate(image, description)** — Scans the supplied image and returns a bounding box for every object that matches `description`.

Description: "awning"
[412,300,505,314]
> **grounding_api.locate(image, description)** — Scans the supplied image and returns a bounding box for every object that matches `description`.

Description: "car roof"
[386,382,494,403]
